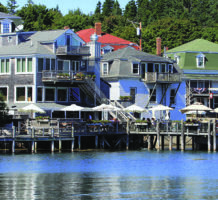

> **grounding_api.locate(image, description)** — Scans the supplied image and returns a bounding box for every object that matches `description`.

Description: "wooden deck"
[0,120,217,152]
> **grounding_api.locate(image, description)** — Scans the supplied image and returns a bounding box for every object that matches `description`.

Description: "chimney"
[64,26,70,30]
[95,22,102,36]
[156,37,161,56]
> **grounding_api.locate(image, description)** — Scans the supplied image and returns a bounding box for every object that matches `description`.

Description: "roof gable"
[167,39,218,53]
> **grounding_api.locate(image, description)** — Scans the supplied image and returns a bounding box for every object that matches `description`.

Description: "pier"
[0,120,217,153]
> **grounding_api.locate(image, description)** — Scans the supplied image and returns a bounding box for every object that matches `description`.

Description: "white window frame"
[1,19,12,33]
[196,53,205,68]
[132,62,140,75]
[45,58,56,71]
[102,62,109,75]
[0,58,10,75]
[15,57,33,74]
[0,86,8,102]
[37,87,43,102]
[44,87,56,102]
[174,54,180,65]
[168,64,173,73]
[154,63,160,72]
[71,60,80,72]
[161,63,166,73]
[14,85,33,103]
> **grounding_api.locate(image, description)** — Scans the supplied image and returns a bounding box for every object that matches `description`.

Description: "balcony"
[143,72,181,83]
[41,70,93,83]
[56,46,90,56]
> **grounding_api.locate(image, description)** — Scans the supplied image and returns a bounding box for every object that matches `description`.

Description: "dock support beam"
[71,127,74,151]
[12,126,15,153]
[192,136,195,151]
[213,119,216,152]
[148,135,152,150]
[78,136,81,150]
[95,135,98,148]
[169,135,173,151]
[31,128,35,153]
[181,120,185,151]
[59,140,62,151]
[161,135,164,150]
[51,128,54,152]
[156,121,160,150]
[176,136,180,150]
[208,120,211,152]
[126,135,129,150]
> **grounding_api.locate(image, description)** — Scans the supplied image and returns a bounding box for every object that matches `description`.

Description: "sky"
[1,0,131,15]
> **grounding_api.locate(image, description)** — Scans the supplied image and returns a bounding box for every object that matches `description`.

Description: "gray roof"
[101,47,174,78]
[0,29,67,56]
[0,12,21,19]
[101,46,173,63]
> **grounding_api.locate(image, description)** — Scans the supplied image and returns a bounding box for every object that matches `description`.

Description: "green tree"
[7,0,18,14]
[112,0,122,15]
[95,1,101,14]
[124,0,137,20]
[0,94,11,127]
[102,0,114,16]
[0,3,8,13]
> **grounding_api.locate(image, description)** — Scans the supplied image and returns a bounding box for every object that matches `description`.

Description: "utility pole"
[128,19,142,51]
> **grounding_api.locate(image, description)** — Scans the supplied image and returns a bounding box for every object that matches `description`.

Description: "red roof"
[76,28,140,51]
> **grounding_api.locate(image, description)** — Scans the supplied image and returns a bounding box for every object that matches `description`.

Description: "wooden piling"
[208,120,211,152]
[161,135,164,150]
[156,121,160,150]
[71,126,74,151]
[176,136,180,150]
[192,136,195,151]
[181,120,185,151]
[213,119,216,152]
[78,136,81,150]
[148,135,151,150]
[169,135,173,151]
[126,135,129,150]
[12,126,15,153]
[95,135,98,148]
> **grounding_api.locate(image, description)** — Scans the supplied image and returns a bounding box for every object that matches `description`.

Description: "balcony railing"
[41,70,93,82]
[143,72,181,83]
[56,46,90,56]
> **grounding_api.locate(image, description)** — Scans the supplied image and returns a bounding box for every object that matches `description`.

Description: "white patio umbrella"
[180,102,212,114]
[92,104,120,120]
[61,104,85,119]
[19,104,45,118]
[123,104,147,113]
[148,104,173,120]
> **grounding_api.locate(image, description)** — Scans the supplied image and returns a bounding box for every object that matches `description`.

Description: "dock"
[0,120,217,153]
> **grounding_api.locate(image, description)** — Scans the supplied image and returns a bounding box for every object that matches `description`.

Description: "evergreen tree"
[137,0,151,26]
[7,0,18,14]
[112,0,122,15]
[0,3,8,13]
[124,0,137,20]
[102,0,114,16]
[95,1,101,14]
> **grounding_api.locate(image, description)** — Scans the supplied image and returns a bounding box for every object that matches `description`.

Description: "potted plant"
[120,96,132,101]
[75,72,84,80]
[92,75,96,80]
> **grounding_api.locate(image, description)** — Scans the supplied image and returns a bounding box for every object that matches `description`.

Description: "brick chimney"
[95,22,102,36]
[64,26,70,30]
[156,37,161,56]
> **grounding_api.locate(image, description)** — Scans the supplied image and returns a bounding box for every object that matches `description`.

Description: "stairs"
[78,79,136,122]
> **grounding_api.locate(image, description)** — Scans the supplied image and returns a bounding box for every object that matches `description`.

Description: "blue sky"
[1,0,131,15]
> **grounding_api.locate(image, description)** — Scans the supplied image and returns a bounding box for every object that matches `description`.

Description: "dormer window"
[132,63,139,74]
[102,62,109,75]
[1,19,12,33]
[196,53,205,68]
[102,45,114,54]
[174,54,180,65]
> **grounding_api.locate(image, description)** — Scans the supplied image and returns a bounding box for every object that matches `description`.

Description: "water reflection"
[0,151,218,199]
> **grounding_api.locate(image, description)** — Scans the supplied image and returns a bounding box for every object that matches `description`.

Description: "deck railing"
[144,72,181,83]
[56,45,90,56]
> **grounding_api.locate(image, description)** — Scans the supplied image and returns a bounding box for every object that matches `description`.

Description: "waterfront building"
[0,26,105,118]
[165,39,218,113]
[77,22,139,54]
[100,44,182,120]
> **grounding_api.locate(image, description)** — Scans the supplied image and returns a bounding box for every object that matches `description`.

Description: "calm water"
[0,150,218,200]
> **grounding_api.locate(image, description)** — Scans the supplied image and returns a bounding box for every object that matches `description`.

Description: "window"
[3,23,10,33]
[16,58,32,73]
[150,89,156,102]
[102,63,108,75]
[0,59,10,74]
[38,58,44,72]
[154,64,159,72]
[57,88,67,102]
[69,88,80,102]
[168,64,173,73]
[45,88,55,101]
[147,63,154,72]
[132,63,139,74]
[170,89,176,104]
[15,86,33,102]
[0,87,7,101]
[196,53,205,68]
[174,55,180,65]
[71,61,80,72]
[130,87,137,103]
[161,64,166,72]
[37,88,43,101]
